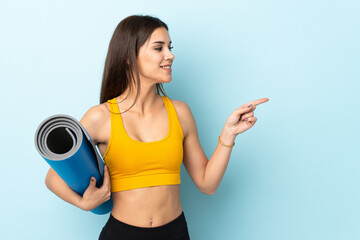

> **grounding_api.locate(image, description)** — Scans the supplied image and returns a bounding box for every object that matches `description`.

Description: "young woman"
[45,15,269,240]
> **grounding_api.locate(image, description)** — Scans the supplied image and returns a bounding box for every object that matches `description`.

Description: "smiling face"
[136,27,175,85]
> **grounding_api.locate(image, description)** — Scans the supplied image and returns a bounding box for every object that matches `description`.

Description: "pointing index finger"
[248,98,269,107]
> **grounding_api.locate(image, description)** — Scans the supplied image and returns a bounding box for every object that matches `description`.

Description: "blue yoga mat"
[34,114,113,215]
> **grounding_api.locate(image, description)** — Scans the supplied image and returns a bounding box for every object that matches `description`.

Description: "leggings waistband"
[109,211,185,231]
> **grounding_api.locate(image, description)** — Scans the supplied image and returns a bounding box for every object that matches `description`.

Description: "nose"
[165,49,175,62]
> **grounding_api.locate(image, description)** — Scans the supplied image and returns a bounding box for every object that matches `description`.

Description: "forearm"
[45,168,84,210]
[203,127,236,195]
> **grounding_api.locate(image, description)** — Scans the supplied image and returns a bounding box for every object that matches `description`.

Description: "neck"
[117,82,160,117]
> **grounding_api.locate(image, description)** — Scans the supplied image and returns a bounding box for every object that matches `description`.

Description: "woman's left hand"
[224,98,269,136]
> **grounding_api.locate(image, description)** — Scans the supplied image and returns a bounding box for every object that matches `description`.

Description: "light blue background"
[1,0,359,239]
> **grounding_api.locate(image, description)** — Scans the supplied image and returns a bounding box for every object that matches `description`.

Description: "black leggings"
[98,211,191,240]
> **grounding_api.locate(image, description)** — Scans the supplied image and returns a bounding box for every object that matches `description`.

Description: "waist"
[110,184,182,228]
[109,171,181,192]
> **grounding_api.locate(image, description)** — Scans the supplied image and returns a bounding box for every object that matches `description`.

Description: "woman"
[45,15,269,240]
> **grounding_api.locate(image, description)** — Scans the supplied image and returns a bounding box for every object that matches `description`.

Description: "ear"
[125,54,131,66]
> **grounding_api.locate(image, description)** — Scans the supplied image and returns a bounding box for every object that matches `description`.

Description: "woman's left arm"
[179,98,269,195]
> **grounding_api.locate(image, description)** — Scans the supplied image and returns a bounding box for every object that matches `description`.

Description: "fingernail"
[91,177,95,182]
[247,104,252,108]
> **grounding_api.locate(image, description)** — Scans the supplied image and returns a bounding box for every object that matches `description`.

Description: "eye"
[154,46,174,51]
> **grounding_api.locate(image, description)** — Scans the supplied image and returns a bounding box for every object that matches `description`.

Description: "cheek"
[140,62,158,74]
[142,56,162,71]
[137,51,163,75]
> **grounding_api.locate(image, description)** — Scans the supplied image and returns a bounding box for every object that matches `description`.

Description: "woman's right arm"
[45,167,83,209]
[44,104,111,211]
[45,165,111,211]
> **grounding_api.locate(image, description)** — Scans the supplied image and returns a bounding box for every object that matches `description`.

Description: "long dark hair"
[100,15,169,113]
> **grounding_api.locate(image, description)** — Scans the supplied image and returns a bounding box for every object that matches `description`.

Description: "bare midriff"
[110,184,183,228]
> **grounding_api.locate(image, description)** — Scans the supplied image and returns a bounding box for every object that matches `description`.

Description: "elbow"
[207,190,216,195]
[203,190,215,195]
[44,169,53,190]
[200,180,216,195]
[201,187,216,195]
[44,176,51,190]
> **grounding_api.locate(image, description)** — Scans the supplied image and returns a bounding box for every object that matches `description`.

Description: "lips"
[160,65,171,69]
[160,65,172,71]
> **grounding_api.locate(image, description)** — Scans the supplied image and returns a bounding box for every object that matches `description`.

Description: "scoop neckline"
[114,96,172,144]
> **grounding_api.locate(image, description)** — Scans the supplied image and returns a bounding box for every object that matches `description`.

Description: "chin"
[161,77,172,83]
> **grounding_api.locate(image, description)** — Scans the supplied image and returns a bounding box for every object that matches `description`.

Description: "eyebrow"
[151,41,172,45]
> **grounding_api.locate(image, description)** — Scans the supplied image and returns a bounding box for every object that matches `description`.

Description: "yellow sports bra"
[103,96,184,192]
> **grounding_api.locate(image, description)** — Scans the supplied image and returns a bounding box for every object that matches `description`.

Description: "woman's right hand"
[80,165,111,211]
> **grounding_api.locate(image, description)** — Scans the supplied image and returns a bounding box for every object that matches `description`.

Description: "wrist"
[219,127,236,146]
[77,195,90,211]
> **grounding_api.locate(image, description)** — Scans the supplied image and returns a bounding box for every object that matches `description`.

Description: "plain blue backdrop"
[1,0,359,239]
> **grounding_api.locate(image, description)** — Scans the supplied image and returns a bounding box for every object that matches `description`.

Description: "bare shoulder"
[168,98,196,138]
[169,99,188,110]
[80,102,111,145]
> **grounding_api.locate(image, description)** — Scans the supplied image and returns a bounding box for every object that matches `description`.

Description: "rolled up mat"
[34,114,113,215]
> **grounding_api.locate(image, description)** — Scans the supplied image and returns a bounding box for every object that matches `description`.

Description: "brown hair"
[100,15,169,113]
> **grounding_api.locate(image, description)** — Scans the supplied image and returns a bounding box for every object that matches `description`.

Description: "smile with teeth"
[161,66,171,69]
